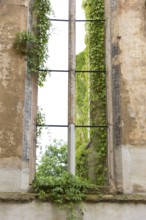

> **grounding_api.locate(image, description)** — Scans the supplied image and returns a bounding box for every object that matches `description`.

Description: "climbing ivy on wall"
[13,0,52,86]
[76,50,89,179]
[33,1,107,218]
[76,0,107,185]
[33,0,52,86]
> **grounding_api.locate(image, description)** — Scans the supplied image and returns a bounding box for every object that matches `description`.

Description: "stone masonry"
[1,0,146,219]
[0,0,146,201]
[106,0,146,193]
[0,0,37,192]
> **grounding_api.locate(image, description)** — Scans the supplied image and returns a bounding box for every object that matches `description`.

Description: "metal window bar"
[38,3,106,175]
[39,69,106,73]
[36,124,107,128]
[49,18,105,22]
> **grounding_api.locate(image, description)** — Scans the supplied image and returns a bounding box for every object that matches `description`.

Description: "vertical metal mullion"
[68,0,76,175]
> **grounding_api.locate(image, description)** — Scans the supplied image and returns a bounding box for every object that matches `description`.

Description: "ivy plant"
[13,0,52,86]
[33,140,92,220]
[76,0,107,185]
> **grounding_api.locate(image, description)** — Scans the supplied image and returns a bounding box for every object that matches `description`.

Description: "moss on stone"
[1,192,146,204]
[0,192,35,203]
[85,194,146,204]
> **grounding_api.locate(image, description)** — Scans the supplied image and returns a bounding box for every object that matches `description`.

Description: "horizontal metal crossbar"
[49,18,105,22]
[37,124,107,128]
[39,69,106,73]
[76,70,106,73]
[39,69,69,72]
[76,19,105,22]
[76,125,107,128]
[37,124,68,128]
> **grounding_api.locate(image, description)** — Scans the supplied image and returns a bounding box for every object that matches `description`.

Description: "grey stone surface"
[106,0,146,193]
[0,0,36,192]
[0,201,146,220]
[84,203,146,220]
[0,168,29,192]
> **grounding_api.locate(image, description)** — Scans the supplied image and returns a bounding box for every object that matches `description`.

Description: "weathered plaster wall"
[84,202,146,220]
[107,0,146,193]
[0,0,37,192]
[0,201,146,220]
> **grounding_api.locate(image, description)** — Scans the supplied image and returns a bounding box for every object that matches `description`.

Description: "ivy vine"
[33,144,92,220]
[34,116,90,220]
[13,0,107,218]
[76,0,107,185]
[13,0,52,86]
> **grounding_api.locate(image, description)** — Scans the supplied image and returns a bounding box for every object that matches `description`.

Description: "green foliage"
[76,51,89,179]
[13,0,52,86]
[33,140,90,220]
[34,140,89,204]
[33,0,52,86]
[33,171,88,220]
[13,32,35,56]
[76,0,107,185]
[36,140,67,176]
[33,171,89,205]
[36,107,46,136]
[36,107,46,149]
[13,31,38,74]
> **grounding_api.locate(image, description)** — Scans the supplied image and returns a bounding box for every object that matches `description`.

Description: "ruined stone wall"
[1,0,146,198]
[0,0,37,192]
[106,0,146,193]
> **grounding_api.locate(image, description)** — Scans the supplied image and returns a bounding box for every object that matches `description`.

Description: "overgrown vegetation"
[33,172,89,205]
[13,0,52,86]
[36,107,46,139]
[13,0,107,218]
[33,140,91,220]
[76,51,89,179]
[76,0,107,185]
[33,172,89,219]
[36,140,67,177]
[35,109,88,220]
